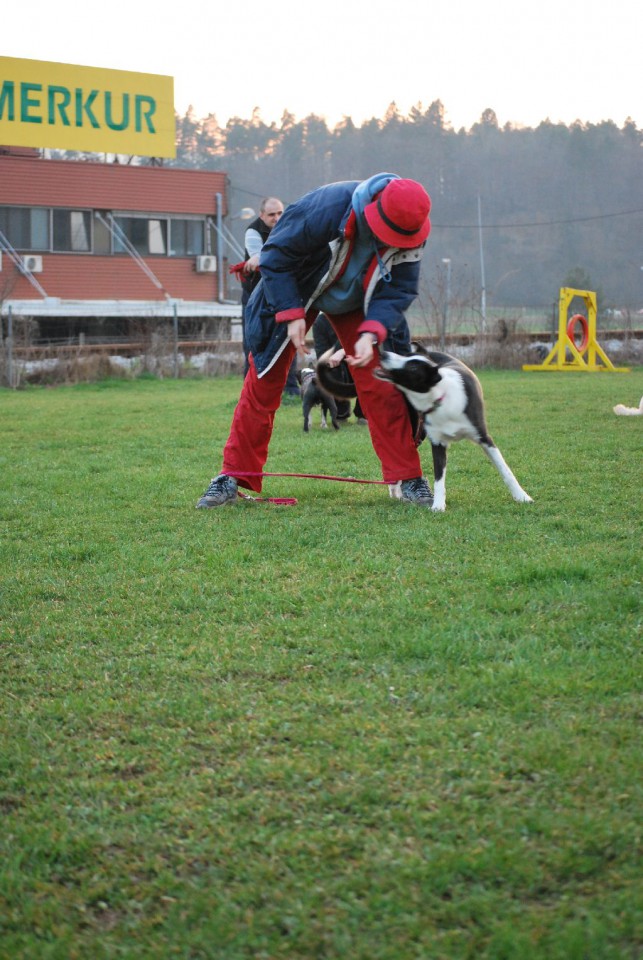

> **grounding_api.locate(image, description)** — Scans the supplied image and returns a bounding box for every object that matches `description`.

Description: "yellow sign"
[0,57,175,158]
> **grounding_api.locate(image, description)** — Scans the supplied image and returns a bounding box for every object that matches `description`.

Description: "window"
[53,210,91,252]
[170,218,205,256]
[0,207,209,258]
[113,216,167,256]
[0,206,49,250]
[93,215,111,255]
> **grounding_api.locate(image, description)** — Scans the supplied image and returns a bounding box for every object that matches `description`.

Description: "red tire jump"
[567,313,589,352]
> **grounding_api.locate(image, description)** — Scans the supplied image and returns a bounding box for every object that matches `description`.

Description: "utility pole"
[478,196,487,331]
[441,258,451,351]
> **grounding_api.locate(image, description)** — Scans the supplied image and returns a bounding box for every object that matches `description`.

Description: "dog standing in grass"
[318,343,533,511]
[298,367,340,433]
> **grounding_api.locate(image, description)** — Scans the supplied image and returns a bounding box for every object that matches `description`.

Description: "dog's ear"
[296,370,302,385]
[411,341,438,367]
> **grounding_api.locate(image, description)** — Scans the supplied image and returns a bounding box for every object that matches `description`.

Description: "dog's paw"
[514,491,534,503]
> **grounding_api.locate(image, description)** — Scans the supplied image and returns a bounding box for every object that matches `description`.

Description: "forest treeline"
[172,101,643,311]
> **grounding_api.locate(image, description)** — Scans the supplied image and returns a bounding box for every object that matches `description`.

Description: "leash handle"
[237,491,298,505]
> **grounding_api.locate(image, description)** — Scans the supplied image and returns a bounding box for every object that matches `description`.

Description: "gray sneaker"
[399,476,434,506]
[196,474,238,508]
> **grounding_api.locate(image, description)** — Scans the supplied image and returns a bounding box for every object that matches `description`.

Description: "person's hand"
[287,318,308,358]
[347,333,377,368]
[244,254,260,273]
[327,348,346,367]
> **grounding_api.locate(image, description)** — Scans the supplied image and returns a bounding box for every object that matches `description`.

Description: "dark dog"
[317,343,533,511]
[298,367,340,433]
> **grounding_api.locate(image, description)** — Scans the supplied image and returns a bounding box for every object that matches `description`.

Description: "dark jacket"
[244,174,425,377]
[240,216,271,300]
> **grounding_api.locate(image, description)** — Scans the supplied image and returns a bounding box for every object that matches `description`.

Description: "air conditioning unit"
[23,255,43,273]
[196,255,217,273]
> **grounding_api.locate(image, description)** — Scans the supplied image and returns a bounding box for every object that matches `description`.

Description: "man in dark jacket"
[240,198,281,367]
[197,173,434,508]
[240,197,298,394]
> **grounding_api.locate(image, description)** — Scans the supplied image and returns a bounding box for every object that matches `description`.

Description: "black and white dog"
[318,344,532,511]
[298,367,340,433]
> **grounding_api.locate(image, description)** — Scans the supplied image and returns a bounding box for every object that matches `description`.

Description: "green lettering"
[105,91,130,131]
[21,82,42,124]
[0,80,15,121]
[48,86,71,126]
[75,88,100,128]
[135,95,156,133]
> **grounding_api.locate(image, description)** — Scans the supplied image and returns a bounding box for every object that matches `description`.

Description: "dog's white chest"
[423,371,476,445]
[424,414,473,445]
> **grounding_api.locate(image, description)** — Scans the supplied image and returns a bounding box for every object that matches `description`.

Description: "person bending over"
[197,173,434,508]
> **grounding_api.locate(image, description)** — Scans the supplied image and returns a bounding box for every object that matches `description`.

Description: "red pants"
[221,309,422,492]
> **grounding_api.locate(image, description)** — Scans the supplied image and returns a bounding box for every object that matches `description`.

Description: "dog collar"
[424,393,445,415]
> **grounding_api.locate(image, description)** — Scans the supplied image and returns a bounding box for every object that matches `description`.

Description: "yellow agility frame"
[523,287,630,372]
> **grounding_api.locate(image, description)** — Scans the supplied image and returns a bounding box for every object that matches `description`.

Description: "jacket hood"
[351,172,399,225]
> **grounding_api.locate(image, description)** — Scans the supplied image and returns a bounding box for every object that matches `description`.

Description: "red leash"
[234,470,388,485]
[232,470,389,506]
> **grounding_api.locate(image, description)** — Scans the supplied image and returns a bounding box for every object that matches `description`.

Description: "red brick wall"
[0,156,228,215]
[4,254,221,301]
[0,155,230,302]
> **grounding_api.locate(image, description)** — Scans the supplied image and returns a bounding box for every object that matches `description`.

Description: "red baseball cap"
[364,178,432,248]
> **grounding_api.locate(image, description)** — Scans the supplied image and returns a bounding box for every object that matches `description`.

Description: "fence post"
[173,302,179,378]
[7,305,14,389]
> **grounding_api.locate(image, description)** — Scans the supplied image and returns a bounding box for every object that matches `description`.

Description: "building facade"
[0,148,241,338]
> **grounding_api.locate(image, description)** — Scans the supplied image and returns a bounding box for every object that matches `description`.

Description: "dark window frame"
[0,205,50,251]
[0,206,209,258]
[52,209,92,253]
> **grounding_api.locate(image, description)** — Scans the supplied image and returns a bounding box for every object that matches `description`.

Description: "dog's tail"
[316,352,358,400]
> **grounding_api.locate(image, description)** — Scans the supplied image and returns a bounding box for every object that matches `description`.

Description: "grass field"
[1,368,641,959]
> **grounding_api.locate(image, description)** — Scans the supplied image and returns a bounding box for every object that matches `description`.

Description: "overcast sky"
[3,0,640,130]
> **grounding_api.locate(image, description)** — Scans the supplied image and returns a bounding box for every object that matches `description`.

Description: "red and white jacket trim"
[274,238,422,342]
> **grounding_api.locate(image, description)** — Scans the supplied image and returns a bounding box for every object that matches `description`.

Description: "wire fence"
[1,305,641,388]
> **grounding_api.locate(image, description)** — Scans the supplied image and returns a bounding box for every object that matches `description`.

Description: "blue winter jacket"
[244,173,426,376]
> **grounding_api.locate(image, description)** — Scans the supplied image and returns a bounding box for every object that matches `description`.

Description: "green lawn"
[1,369,641,959]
